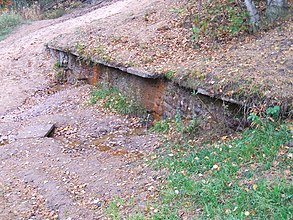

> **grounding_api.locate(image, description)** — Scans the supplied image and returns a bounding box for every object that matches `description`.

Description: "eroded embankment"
[47,0,293,117]
[47,46,252,132]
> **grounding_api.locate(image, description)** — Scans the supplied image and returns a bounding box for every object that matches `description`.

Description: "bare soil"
[0,1,162,219]
[50,0,293,107]
[0,0,291,219]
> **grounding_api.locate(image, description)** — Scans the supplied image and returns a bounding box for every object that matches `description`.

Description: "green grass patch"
[0,12,22,40]
[151,113,200,138]
[106,197,146,220]
[153,114,292,219]
[90,83,145,116]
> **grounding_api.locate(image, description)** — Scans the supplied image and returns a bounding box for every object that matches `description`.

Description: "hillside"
[0,0,292,219]
[48,0,293,112]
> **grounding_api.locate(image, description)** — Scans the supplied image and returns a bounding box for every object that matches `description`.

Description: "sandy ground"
[0,1,161,219]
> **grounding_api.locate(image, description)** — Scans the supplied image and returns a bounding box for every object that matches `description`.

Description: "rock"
[17,124,55,139]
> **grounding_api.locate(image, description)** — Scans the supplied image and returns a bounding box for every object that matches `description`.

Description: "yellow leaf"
[253,184,257,191]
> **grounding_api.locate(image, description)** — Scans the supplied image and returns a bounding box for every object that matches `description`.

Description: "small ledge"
[48,45,245,107]
[126,67,161,79]
[47,45,161,79]
[197,88,243,105]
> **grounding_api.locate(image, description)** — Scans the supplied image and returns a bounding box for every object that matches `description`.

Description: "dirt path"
[0,0,145,115]
[0,1,160,219]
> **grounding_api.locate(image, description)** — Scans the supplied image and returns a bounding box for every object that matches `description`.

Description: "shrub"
[186,0,249,48]
[0,12,22,40]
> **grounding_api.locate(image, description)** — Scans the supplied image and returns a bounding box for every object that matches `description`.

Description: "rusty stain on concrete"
[91,64,101,85]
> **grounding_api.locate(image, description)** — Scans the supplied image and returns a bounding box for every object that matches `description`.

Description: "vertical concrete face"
[90,64,102,85]
[162,82,228,119]
[97,65,166,119]
[146,79,165,118]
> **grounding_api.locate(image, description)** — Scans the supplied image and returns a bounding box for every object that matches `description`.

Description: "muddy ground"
[0,1,161,219]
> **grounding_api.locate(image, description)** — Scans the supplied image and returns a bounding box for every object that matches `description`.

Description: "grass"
[151,113,200,138]
[106,197,124,220]
[188,0,249,47]
[90,83,145,116]
[106,197,147,220]
[105,105,292,219]
[153,112,292,219]
[0,12,22,40]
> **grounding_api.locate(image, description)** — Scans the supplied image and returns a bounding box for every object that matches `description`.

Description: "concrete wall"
[48,48,240,123]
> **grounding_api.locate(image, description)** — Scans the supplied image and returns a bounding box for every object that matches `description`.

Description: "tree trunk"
[266,0,288,21]
[244,0,260,31]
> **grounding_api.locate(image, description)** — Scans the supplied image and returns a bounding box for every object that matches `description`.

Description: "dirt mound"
[48,0,293,110]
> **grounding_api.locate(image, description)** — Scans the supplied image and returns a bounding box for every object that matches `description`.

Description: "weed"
[43,8,66,19]
[106,197,146,220]
[165,70,176,80]
[53,61,67,83]
[90,83,145,116]
[188,0,249,47]
[75,41,86,56]
[191,89,197,96]
[63,208,68,218]
[248,105,281,127]
[170,7,185,15]
[53,61,62,70]
[75,40,113,63]
[151,113,200,137]
[125,60,136,67]
[182,116,199,137]
[190,70,206,80]
[106,197,124,220]
[266,105,281,120]
[191,24,201,41]
[151,119,171,134]
[0,12,22,41]
[16,3,41,20]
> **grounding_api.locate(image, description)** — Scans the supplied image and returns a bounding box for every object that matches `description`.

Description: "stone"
[17,124,55,139]
[126,67,160,79]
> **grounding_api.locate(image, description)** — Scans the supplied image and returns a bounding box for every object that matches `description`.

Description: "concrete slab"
[17,124,55,139]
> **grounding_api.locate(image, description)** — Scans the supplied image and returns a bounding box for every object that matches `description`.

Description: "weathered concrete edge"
[47,45,244,106]
[47,45,163,79]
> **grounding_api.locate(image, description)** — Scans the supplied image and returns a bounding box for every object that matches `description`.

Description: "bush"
[0,12,22,40]
[186,0,249,48]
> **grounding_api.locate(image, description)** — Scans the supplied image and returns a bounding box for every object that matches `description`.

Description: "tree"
[266,0,289,21]
[244,0,260,31]
[245,0,288,31]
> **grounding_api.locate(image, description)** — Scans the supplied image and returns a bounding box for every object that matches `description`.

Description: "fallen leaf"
[253,184,257,191]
